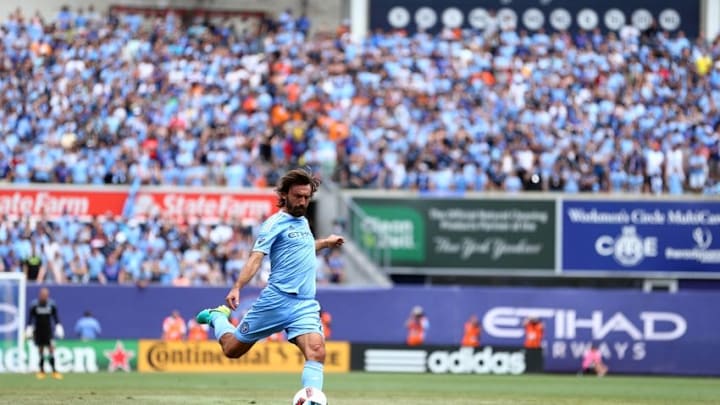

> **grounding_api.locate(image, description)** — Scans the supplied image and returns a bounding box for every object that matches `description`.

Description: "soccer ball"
[292,387,328,405]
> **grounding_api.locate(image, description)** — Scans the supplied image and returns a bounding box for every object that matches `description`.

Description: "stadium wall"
[18,285,720,376]
[0,0,344,34]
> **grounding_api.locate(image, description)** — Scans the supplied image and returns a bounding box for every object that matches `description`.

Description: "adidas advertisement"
[350,344,542,375]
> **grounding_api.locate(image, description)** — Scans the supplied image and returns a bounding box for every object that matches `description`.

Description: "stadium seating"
[0,7,718,285]
[0,7,717,193]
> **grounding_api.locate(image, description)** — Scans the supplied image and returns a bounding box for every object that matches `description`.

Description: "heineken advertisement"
[352,198,555,270]
[0,340,137,373]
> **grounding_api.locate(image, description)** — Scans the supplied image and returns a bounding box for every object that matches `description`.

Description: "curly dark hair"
[275,168,321,208]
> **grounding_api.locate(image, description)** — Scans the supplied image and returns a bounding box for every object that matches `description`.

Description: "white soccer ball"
[292,387,328,405]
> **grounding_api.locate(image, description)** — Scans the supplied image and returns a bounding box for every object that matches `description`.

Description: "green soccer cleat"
[196,305,231,325]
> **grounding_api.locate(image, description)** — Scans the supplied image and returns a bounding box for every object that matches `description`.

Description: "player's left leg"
[287,299,325,390]
[48,343,62,379]
[197,306,255,358]
[198,291,288,359]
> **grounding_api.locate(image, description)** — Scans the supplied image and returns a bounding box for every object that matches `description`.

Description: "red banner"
[132,191,278,222]
[0,187,278,222]
[0,189,126,218]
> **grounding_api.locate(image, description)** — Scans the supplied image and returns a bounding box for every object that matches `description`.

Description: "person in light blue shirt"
[195,168,344,393]
[74,311,101,341]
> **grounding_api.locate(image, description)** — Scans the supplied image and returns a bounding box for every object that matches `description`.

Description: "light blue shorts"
[234,286,322,343]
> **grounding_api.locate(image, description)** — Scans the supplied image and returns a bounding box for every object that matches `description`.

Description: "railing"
[322,181,392,270]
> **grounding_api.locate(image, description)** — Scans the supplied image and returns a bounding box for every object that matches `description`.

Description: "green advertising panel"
[353,198,555,270]
[353,204,426,263]
[0,340,137,373]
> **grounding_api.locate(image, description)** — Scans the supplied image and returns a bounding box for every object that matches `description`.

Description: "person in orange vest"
[406,306,429,346]
[320,310,332,340]
[524,317,544,349]
[162,310,187,341]
[461,314,481,347]
[187,318,208,341]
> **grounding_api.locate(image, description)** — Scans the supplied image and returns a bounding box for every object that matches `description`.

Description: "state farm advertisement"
[130,190,278,222]
[0,189,127,218]
[0,187,278,222]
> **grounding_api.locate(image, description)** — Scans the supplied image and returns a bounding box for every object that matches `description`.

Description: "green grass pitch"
[0,372,717,404]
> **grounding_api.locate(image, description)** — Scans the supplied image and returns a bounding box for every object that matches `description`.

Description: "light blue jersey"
[233,211,322,343]
[253,211,317,298]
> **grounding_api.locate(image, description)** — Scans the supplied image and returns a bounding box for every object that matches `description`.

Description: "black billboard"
[370,0,700,37]
[351,344,543,374]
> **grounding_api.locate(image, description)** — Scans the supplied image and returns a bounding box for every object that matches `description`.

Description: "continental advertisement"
[352,197,555,270]
[0,340,137,373]
[137,340,350,373]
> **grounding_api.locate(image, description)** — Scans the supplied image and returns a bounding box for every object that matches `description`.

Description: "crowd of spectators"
[0,6,718,194]
[0,213,345,286]
[1,6,719,284]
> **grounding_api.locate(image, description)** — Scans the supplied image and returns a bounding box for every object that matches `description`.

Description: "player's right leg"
[35,345,46,379]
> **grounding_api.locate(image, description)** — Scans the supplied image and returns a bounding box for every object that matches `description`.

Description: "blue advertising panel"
[25,285,720,376]
[370,0,700,36]
[563,200,720,275]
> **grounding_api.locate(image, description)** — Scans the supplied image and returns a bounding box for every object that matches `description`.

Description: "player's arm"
[225,251,265,310]
[52,303,65,339]
[25,304,36,339]
[315,234,345,252]
[37,263,47,283]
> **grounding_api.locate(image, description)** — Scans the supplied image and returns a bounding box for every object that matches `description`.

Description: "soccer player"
[196,169,344,391]
[26,288,64,379]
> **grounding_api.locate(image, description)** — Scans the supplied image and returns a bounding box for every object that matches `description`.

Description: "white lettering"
[564,310,599,339]
[55,347,72,373]
[426,347,525,375]
[595,236,615,256]
[633,342,646,360]
[598,342,612,358]
[555,309,565,339]
[630,209,665,224]
[0,192,90,216]
[641,312,687,341]
[0,344,99,373]
[482,307,555,339]
[484,307,687,342]
[614,342,629,359]
[74,348,98,373]
[567,209,630,224]
[570,341,591,358]
[552,341,566,359]
[597,313,643,340]
[668,210,720,225]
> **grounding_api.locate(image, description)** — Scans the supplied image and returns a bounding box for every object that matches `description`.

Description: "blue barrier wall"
[24,285,720,376]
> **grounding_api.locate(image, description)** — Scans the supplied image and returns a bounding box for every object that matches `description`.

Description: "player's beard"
[286,202,307,217]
